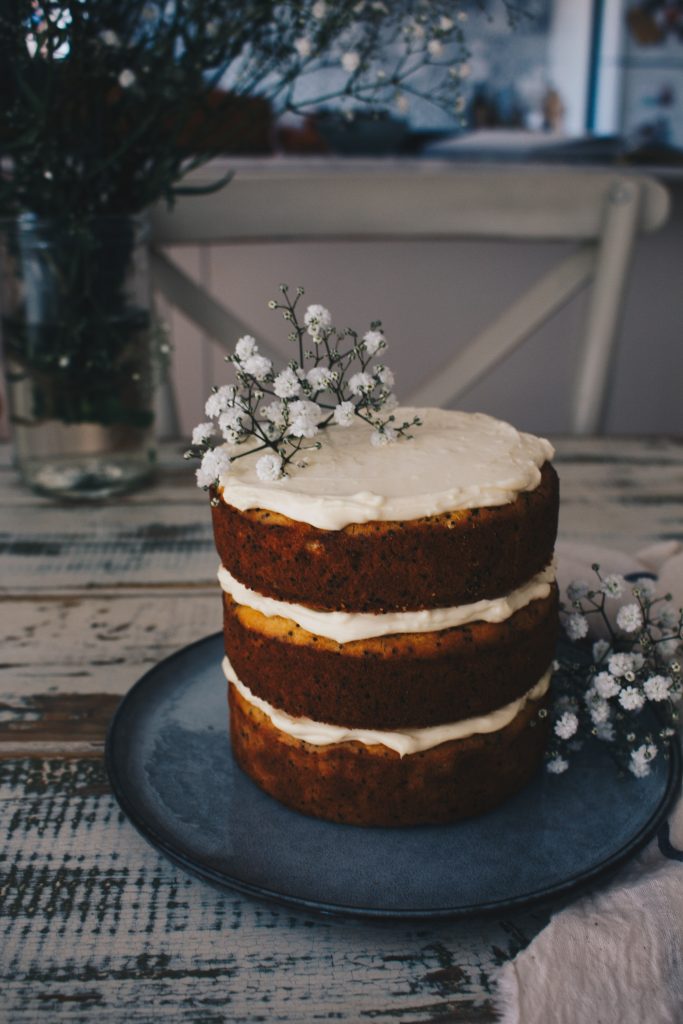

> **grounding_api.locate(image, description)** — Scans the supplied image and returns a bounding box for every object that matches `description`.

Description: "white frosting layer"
[224,656,552,756]
[217,408,554,530]
[218,562,555,643]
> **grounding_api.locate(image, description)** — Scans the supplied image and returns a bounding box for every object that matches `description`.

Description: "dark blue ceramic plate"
[106,633,681,919]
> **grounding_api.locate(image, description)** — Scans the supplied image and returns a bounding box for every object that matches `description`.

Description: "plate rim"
[105,632,682,921]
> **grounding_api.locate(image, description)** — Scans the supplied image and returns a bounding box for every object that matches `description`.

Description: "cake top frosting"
[217,407,554,530]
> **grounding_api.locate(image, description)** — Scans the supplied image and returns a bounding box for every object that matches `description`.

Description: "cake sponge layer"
[212,462,558,613]
[229,680,551,826]
[223,586,558,729]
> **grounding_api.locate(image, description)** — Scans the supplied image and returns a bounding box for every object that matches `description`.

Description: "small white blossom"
[306,366,335,390]
[643,675,672,702]
[589,699,611,725]
[629,743,658,778]
[218,407,245,443]
[218,407,243,428]
[255,453,283,482]
[554,711,578,740]
[567,580,590,602]
[601,574,625,598]
[191,422,215,445]
[261,400,287,429]
[294,36,312,58]
[632,576,656,599]
[370,427,398,447]
[376,365,395,388]
[303,304,332,339]
[619,686,645,712]
[564,613,589,641]
[205,385,236,419]
[440,15,454,30]
[333,401,355,427]
[241,354,272,381]
[312,0,327,17]
[342,51,361,73]
[594,672,620,699]
[196,447,231,488]
[656,604,678,630]
[348,372,374,396]
[616,603,643,633]
[595,720,616,742]
[608,652,636,677]
[362,330,385,356]
[592,639,611,663]
[287,400,323,438]
[235,334,258,360]
[659,639,681,662]
[100,29,120,46]
[118,69,136,88]
[547,756,569,774]
[427,38,443,57]
[273,367,301,398]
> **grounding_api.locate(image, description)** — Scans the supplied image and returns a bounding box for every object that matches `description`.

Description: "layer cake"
[209,408,559,826]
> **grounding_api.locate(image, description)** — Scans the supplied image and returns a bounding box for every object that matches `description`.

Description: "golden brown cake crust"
[223,586,558,728]
[212,462,559,612]
[229,682,551,826]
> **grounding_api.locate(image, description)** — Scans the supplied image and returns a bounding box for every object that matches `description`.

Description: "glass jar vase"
[0,214,157,499]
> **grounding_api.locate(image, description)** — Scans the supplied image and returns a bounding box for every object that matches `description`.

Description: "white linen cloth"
[496,541,683,1024]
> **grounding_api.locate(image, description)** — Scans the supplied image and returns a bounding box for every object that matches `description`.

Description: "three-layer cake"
[210,408,559,826]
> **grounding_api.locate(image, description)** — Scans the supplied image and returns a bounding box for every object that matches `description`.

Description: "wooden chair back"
[150,162,669,434]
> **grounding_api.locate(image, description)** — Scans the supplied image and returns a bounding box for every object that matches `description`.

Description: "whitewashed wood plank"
[0,591,222,756]
[0,505,218,592]
[0,591,219,696]
[0,758,555,1023]
[554,438,683,552]
[0,740,105,757]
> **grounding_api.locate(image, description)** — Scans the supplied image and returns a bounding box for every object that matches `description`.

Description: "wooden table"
[2,436,682,1022]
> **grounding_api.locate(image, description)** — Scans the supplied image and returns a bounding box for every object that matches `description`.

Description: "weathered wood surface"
[1,437,682,1023]
[3,756,558,1023]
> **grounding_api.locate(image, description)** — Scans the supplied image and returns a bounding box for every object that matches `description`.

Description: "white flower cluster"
[187,285,420,490]
[548,567,683,778]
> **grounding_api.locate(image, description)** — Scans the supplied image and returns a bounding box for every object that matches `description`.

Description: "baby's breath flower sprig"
[546,566,683,778]
[187,284,421,489]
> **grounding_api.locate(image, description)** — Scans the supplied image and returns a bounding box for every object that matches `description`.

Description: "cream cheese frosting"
[218,562,555,643]
[224,656,551,756]
[217,407,554,530]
